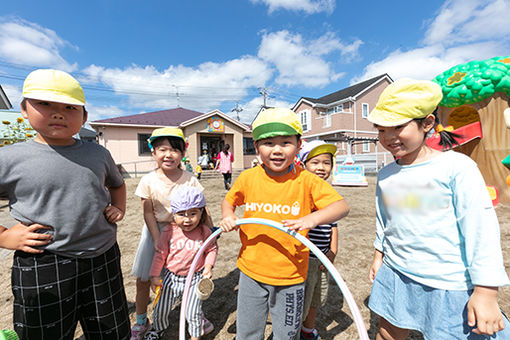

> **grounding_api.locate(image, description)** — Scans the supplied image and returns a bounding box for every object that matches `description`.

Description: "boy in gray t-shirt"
[0,69,130,339]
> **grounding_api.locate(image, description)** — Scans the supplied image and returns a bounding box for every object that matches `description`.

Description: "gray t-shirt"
[0,139,124,257]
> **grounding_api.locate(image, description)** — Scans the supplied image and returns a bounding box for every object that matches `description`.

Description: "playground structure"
[432,56,510,203]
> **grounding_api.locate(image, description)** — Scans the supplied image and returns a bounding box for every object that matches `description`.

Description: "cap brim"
[307,144,337,161]
[367,109,413,127]
[23,92,85,106]
[148,134,185,143]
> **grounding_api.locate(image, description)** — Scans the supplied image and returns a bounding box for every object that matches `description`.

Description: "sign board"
[332,163,368,187]
[207,116,224,132]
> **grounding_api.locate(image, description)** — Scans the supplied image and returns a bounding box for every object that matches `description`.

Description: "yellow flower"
[25,127,34,131]
[2,120,10,125]
[17,117,24,123]
[26,133,34,138]
[3,141,10,145]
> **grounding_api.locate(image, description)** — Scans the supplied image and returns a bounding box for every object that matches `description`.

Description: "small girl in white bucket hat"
[145,186,218,340]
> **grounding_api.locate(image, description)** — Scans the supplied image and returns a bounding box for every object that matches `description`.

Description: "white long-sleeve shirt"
[375,151,509,290]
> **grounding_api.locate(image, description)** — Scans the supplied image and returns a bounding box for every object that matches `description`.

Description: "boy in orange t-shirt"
[219,108,349,340]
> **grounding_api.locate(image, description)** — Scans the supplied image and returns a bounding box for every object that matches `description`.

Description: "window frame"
[362,103,369,118]
[138,133,152,156]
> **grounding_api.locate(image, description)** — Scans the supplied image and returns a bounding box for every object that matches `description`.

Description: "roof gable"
[91,107,204,126]
[181,109,251,131]
[293,74,392,109]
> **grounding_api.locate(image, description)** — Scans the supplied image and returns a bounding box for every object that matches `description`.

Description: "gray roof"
[0,85,12,110]
[92,107,204,126]
[300,74,392,105]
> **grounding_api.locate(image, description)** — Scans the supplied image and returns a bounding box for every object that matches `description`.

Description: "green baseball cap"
[252,108,302,141]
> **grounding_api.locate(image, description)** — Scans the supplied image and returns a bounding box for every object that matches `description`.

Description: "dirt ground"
[0,174,509,340]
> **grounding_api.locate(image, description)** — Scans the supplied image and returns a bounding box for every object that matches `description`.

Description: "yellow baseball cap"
[367,78,443,127]
[22,69,85,106]
[252,107,302,141]
[298,140,337,163]
[147,127,185,149]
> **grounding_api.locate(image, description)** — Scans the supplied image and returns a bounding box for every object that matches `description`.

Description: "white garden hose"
[179,218,369,340]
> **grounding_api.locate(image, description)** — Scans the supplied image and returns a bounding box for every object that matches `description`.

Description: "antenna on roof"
[259,87,268,108]
[174,85,180,108]
[231,101,243,121]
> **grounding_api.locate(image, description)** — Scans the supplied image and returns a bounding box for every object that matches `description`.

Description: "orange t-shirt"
[225,165,343,285]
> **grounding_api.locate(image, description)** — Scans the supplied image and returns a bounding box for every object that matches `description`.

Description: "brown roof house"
[292,74,393,170]
[90,107,253,177]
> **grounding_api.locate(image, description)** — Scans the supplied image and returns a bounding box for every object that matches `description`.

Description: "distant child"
[185,159,193,173]
[219,108,350,340]
[130,127,213,339]
[297,140,338,340]
[0,69,130,339]
[367,79,510,339]
[195,164,203,180]
[145,186,218,340]
[198,150,210,170]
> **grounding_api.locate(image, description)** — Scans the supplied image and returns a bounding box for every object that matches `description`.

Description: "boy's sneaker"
[202,316,214,335]
[130,320,151,340]
[143,330,161,340]
[300,328,322,340]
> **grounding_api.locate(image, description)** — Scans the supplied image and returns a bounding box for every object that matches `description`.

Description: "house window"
[362,103,369,118]
[243,137,256,155]
[300,110,311,132]
[138,133,152,155]
[337,104,344,112]
[363,141,370,153]
[323,113,331,128]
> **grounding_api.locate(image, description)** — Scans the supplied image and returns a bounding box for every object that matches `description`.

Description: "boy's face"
[255,135,301,176]
[305,153,332,180]
[21,99,86,146]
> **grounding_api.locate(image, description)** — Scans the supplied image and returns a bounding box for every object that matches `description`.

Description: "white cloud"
[0,18,77,72]
[354,0,510,83]
[250,0,335,14]
[82,56,272,112]
[85,104,126,126]
[258,30,361,87]
[424,0,510,45]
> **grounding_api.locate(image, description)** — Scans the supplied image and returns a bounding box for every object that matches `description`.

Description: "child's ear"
[82,108,88,125]
[423,114,435,133]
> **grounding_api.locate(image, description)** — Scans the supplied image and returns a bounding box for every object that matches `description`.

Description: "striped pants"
[153,270,203,337]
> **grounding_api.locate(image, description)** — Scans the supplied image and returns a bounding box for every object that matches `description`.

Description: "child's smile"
[256,135,301,176]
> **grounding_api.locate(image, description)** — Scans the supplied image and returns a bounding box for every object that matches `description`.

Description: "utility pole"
[174,85,180,107]
[259,87,268,108]
[231,101,243,121]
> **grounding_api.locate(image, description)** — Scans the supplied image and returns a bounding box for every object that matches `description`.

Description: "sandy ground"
[0,174,509,340]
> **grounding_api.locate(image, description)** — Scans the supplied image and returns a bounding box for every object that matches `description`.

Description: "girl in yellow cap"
[130,128,214,339]
[367,79,509,340]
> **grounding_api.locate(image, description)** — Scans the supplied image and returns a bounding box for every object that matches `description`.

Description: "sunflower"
[2,121,10,125]
[17,117,24,123]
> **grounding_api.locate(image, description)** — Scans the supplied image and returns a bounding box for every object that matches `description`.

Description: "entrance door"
[199,135,223,169]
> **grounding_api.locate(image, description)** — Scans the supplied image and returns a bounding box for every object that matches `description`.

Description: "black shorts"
[12,243,130,340]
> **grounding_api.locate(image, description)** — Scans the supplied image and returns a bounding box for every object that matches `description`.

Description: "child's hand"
[467,286,505,335]
[203,268,213,279]
[104,205,124,223]
[219,215,239,232]
[0,223,52,253]
[369,250,384,283]
[282,215,317,231]
[150,276,162,293]
[320,250,336,271]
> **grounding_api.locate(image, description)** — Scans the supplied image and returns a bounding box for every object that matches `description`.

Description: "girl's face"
[376,115,434,165]
[173,208,203,232]
[305,153,333,180]
[152,139,183,171]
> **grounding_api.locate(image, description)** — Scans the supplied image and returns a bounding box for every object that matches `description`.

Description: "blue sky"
[0,0,509,124]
